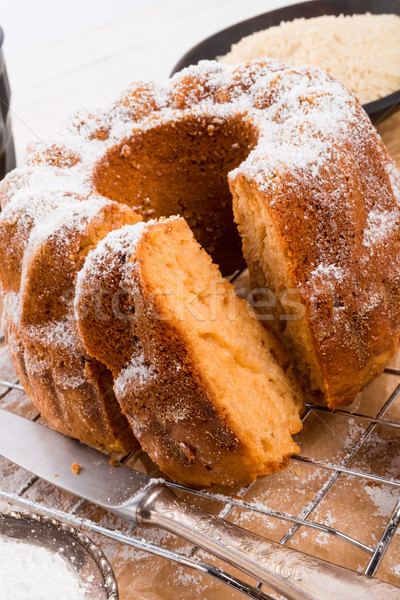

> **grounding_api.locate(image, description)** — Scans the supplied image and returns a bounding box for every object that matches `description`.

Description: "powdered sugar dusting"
[76,217,179,299]
[27,195,109,249]
[96,220,153,257]
[0,538,86,600]
[310,263,344,282]
[1,292,23,367]
[25,319,83,358]
[114,352,155,397]
[364,485,400,518]
[1,57,400,461]
[75,220,153,299]
[1,58,382,218]
[0,192,141,410]
[363,208,399,247]
[1,292,21,330]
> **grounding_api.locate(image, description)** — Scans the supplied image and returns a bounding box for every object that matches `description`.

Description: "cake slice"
[75,216,304,487]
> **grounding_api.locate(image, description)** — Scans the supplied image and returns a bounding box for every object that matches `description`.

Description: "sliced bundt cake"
[2,60,400,411]
[75,216,303,487]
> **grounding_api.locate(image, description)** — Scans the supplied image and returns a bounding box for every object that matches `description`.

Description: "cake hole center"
[92,114,257,274]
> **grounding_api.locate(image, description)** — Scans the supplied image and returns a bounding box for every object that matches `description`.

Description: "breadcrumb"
[71,462,82,475]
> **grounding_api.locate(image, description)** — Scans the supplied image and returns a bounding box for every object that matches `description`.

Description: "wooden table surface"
[2,1,400,598]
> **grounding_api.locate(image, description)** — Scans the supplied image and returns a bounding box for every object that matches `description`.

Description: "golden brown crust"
[1,198,141,454]
[230,101,400,408]
[1,58,400,482]
[75,218,302,486]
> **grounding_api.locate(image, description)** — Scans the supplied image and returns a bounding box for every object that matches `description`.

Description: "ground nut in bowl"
[0,511,118,600]
[172,0,400,124]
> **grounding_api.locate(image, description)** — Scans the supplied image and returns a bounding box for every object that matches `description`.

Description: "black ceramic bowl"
[171,0,400,125]
[0,26,16,178]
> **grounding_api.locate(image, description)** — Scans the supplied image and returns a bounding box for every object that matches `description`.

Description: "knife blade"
[0,408,155,513]
[0,408,399,600]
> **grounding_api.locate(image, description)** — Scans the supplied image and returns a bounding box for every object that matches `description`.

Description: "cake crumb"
[109,459,119,467]
[71,462,82,475]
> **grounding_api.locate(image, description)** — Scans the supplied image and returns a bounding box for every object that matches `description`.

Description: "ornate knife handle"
[136,484,399,600]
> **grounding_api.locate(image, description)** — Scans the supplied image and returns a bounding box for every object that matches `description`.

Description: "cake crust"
[1,58,400,470]
[229,99,400,407]
[0,194,141,453]
[75,217,303,487]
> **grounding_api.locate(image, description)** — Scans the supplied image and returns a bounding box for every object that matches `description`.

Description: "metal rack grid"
[1,348,400,599]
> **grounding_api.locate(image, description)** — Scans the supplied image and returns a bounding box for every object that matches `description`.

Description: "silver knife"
[0,408,398,600]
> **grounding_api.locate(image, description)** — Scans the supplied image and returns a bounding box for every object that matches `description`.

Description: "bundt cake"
[0,185,141,453]
[74,216,303,486]
[1,58,400,482]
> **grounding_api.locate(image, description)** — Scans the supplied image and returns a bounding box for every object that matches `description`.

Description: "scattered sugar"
[114,352,155,397]
[352,430,400,480]
[315,530,330,547]
[0,537,86,600]
[322,509,336,527]
[392,564,400,576]
[363,208,399,247]
[310,263,344,282]
[27,195,109,249]
[341,419,366,452]
[173,567,204,588]
[168,563,211,597]
[75,220,153,297]
[356,564,365,573]
[364,485,400,518]
[25,320,78,354]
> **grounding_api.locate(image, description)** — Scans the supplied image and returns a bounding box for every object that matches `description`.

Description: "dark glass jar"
[0,26,16,180]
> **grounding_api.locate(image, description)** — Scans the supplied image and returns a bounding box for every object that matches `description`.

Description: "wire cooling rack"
[0,339,400,599]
